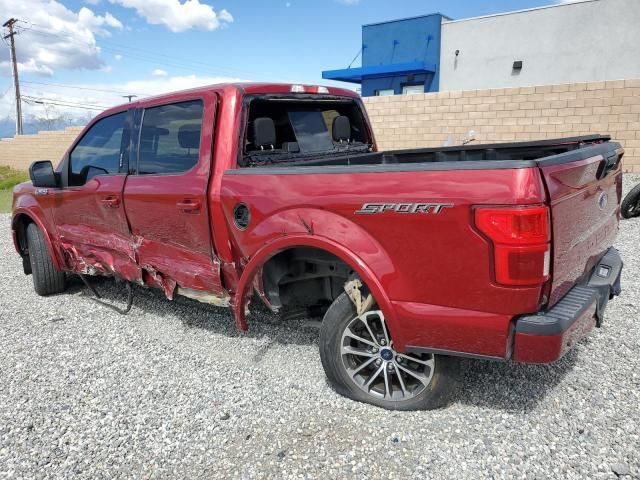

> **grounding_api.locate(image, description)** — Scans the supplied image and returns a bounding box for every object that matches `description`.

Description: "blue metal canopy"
[322,61,436,84]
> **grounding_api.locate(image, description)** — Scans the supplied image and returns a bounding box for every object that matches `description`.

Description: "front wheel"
[26,223,66,296]
[621,183,640,219]
[319,293,458,410]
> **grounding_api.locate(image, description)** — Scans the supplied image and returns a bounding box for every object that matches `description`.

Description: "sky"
[0,0,585,128]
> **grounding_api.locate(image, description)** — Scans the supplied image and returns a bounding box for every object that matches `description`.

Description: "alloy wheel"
[626,200,640,217]
[339,310,435,401]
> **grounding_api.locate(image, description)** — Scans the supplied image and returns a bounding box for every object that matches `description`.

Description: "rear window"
[138,100,203,175]
[241,97,371,166]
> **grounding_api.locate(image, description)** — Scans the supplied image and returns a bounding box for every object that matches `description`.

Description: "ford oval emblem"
[597,192,608,210]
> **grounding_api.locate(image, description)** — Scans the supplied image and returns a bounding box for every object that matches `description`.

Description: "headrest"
[178,124,201,149]
[253,117,276,148]
[332,115,351,142]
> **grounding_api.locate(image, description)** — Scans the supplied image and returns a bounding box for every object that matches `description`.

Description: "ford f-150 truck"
[12,83,624,410]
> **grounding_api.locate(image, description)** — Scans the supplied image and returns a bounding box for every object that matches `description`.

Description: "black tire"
[621,183,640,219]
[26,223,66,296]
[319,293,458,410]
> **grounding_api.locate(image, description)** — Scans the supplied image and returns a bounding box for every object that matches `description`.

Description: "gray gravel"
[1,176,639,480]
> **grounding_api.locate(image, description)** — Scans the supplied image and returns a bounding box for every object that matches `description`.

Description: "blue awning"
[322,61,436,84]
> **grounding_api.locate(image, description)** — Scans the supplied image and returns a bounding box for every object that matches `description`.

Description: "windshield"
[242,97,371,165]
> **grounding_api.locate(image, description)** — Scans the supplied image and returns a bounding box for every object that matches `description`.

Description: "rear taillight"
[475,206,551,286]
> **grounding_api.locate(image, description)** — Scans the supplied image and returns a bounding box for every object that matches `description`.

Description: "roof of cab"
[97,82,360,118]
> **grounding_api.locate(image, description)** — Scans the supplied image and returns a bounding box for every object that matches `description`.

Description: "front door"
[53,110,139,280]
[123,93,222,296]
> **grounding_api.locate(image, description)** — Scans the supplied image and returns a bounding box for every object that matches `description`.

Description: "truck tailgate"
[538,143,623,307]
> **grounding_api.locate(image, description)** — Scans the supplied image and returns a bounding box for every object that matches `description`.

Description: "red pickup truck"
[12,83,624,410]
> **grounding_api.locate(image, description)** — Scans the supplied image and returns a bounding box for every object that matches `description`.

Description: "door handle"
[100,196,121,208]
[176,199,201,214]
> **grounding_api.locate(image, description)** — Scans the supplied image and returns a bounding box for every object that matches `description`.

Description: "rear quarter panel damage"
[220,166,547,356]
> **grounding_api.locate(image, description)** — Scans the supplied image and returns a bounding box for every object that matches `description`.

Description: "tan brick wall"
[2,79,639,173]
[364,79,640,173]
[0,127,84,171]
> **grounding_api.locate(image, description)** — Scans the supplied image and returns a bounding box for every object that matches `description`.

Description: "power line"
[21,88,112,107]
[21,80,148,96]
[24,101,103,112]
[0,86,16,119]
[22,95,108,111]
[23,97,107,110]
[13,20,304,85]
[21,24,257,78]
[96,38,256,77]
[26,27,221,77]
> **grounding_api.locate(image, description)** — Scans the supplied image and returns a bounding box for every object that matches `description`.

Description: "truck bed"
[225,132,623,358]
[253,135,614,170]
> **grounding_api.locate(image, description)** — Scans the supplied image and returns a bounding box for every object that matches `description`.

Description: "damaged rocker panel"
[57,229,230,307]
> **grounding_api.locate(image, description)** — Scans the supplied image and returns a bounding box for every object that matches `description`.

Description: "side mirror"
[29,160,59,188]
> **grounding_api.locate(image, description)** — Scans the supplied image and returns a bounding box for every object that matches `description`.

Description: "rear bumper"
[512,247,622,363]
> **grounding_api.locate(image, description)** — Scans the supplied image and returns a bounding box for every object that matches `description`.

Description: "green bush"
[0,189,12,213]
[0,166,29,190]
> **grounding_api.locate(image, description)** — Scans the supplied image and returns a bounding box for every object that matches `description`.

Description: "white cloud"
[218,9,233,23]
[0,0,123,77]
[108,0,233,32]
[336,0,360,4]
[114,54,123,60]
[557,0,591,3]
[151,68,168,77]
[78,7,123,36]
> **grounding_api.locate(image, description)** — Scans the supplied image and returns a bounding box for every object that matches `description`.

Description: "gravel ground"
[1,177,639,480]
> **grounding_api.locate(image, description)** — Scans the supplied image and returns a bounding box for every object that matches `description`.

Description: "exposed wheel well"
[261,247,356,311]
[13,214,34,254]
[13,214,35,274]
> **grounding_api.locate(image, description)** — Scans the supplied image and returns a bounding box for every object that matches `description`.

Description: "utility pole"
[3,18,23,135]
[123,95,137,103]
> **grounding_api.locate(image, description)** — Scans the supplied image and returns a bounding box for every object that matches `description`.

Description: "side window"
[138,100,203,175]
[69,112,126,186]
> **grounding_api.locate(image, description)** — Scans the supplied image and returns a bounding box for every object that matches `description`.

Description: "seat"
[173,124,201,171]
[178,124,201,155]
[252,117,277,150]
[332,115,351,143]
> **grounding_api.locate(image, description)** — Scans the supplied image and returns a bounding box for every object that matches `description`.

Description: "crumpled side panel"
[56,225,229,304]
[133,235,224,295]
[57,224,141,282]
[141,266,177,300]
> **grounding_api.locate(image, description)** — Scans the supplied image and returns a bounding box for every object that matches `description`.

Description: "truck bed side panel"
[221,166,547,357]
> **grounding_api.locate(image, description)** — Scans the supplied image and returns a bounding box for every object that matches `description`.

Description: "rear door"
[53,110,138,279]
[123,91,223,296]
[538,143,623,306]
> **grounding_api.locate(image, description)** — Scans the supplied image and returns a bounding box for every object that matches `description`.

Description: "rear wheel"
[319,293,458,410]
[26,223,66,296]
[621,183,640,219]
